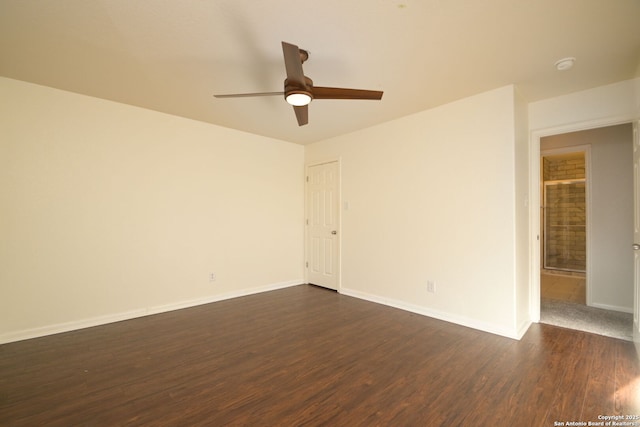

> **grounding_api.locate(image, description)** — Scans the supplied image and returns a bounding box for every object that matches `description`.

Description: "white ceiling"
[1,0,639,145]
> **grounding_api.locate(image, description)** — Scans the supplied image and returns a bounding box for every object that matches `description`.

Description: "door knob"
[331,230,337,235]
[634,243,640,251]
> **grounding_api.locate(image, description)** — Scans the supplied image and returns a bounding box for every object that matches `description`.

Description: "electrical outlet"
[209,272,217,282]
[427,280,436,293]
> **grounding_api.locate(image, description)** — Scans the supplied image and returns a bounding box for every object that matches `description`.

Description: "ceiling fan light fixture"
[286,92,312,106]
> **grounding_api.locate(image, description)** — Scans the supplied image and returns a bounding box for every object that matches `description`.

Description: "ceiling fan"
[214,41,384,126]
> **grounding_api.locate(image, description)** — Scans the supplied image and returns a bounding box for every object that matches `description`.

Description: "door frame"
[540,145,592,305]
[529,115,636,323]
[304,158,342,291]
[633,121,640,345]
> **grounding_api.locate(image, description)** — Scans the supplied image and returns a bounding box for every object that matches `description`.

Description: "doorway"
[537,124,634,340]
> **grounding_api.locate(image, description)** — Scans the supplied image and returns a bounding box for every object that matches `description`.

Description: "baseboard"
[0,280,302,344]
[339,287,522,340]
[0,309,149,345]
[516,319,533,340]
[590,302,633,314]
[147,280,302,315]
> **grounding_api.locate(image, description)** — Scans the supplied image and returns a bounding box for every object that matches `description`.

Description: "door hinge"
[306,176,309,182]
[306,262,308,268]
[306,219,309,225]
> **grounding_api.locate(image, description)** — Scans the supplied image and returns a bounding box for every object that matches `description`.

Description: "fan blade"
[313,86,383,100]
[282,41,306,87]
[293,105,308,126]
[214,92,284,98]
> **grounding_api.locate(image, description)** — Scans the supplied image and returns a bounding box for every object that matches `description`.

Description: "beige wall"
[513,89,530,337]
[305,86,527,338]
[0,77,305,343]
[529,79,640,131]
[0,79,531,343]
[4,74,638,343]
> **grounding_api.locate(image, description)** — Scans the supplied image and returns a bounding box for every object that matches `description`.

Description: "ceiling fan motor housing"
[285,76,314,103]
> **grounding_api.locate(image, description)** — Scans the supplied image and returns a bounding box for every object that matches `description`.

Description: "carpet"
[540,298,633,341]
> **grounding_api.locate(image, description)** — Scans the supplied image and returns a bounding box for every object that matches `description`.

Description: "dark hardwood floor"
[2,284,639,426]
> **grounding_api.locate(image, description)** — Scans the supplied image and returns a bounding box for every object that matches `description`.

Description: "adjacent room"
[2,0,640,424]
[539,125,634,341]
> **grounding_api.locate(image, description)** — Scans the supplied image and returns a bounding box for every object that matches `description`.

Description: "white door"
[306,161,339,290]
[633,121,640,342]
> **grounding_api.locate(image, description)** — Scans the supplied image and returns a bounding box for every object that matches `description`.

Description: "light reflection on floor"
[541,271,585,305]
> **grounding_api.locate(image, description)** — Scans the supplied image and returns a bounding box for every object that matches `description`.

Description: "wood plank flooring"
[2,284,639,426]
